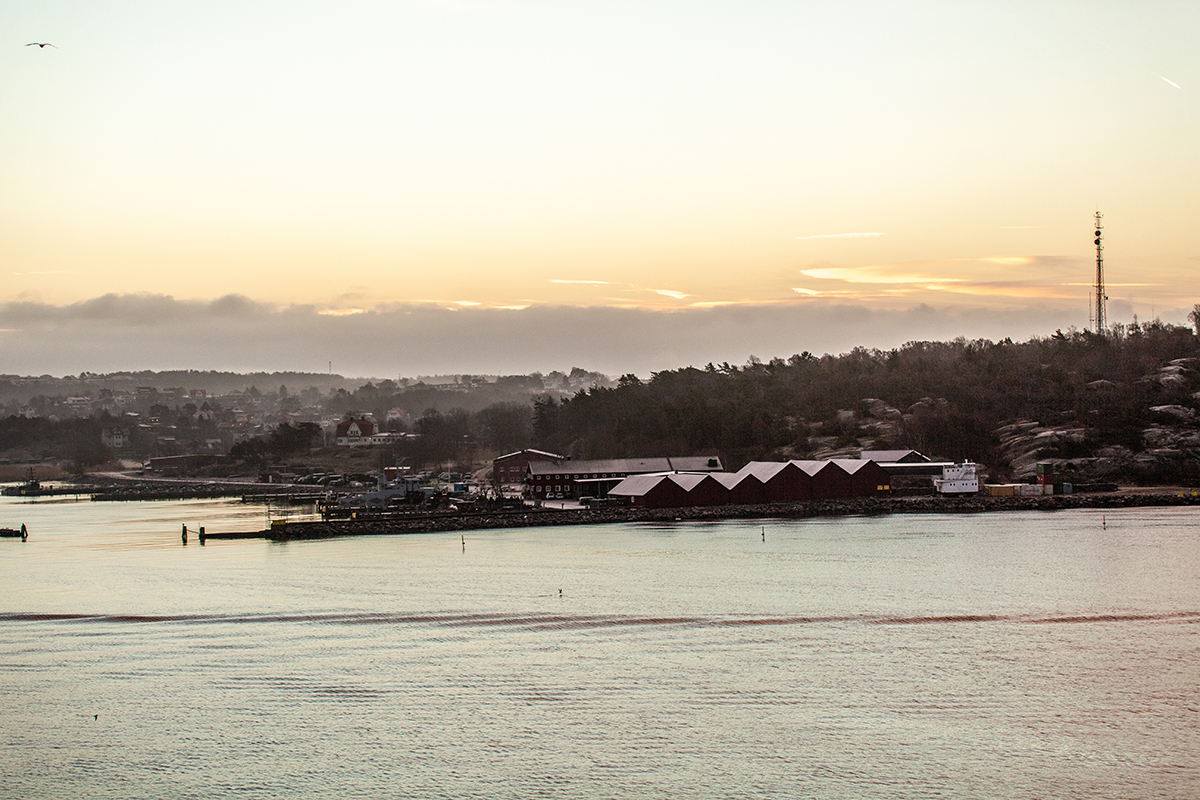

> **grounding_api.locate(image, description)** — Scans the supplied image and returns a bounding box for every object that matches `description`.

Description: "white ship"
[933,462,979,494]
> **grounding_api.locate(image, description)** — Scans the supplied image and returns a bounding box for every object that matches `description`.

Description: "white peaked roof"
[669,473,715,492]
[830,458,874,475]
[608,473,671,497]
[735,461,793,482]
[713,472,742,490]
[608,472,720,497]
[860,449,930,463]
[494,448,565,462]
[789,459,848,477]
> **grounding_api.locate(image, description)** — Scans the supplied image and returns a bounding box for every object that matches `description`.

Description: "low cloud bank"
[0,293,1141,378]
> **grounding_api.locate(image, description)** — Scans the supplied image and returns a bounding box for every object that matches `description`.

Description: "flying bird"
[26,42,57,48]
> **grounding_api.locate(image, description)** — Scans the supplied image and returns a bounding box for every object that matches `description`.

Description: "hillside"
[532,322,1200,485]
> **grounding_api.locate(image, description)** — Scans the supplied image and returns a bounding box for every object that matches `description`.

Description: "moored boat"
[0,524,28,540]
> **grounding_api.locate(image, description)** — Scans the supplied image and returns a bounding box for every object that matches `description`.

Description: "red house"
[334,418,375,446]
[742,461,813,503]
[492,448,566,485]
[793,460,853,498]
[832,459,893,496]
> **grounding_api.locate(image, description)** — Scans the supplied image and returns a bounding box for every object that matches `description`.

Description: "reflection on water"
[1,497,1198,799]
[4,609,1199,628]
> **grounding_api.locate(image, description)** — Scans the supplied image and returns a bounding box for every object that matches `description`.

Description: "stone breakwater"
[258,492,1200,541]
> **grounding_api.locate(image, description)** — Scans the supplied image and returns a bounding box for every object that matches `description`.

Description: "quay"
[240,492,326,505]
[196,529,262,543]
[191,490,1200,543]
[94,486,245,501]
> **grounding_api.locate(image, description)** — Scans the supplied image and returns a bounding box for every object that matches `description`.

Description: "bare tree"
[1190,304,1200,336]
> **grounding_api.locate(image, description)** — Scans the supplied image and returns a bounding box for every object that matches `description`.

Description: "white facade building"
[933,462,980,494]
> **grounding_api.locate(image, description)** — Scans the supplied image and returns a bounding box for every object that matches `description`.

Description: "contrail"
[1157,74,1182,89]
[795,232,884,240]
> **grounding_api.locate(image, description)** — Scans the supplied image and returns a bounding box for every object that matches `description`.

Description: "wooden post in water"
[199,526,206,545]
[181,524,188,545]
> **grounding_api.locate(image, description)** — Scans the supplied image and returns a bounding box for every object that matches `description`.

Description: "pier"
[181,490,1200,543]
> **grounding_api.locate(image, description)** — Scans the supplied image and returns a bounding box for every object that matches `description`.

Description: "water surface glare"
[1,497,1198,799]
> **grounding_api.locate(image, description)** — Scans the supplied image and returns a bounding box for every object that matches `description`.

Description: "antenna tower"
[1092,211,1107,334]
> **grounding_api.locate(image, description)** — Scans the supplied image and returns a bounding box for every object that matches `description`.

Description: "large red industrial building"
[608,458,892,509]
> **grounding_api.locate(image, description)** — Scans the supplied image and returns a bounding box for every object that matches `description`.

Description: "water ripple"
[1,609,1197,629]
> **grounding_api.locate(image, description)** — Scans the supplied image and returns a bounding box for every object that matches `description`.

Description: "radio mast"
[1092,212,1107,334]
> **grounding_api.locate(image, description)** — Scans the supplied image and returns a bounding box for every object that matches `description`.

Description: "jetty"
[196,529,261,543]
[240,492,326,505]
[88,476,331,503]
[187,490,1200,543]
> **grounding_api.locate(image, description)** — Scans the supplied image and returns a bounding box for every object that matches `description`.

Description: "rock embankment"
[88,475,315,501]
[258,491,1200,541]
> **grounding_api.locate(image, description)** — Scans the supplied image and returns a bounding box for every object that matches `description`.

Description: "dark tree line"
[229,422,323,466]
[386,405,533,470]
[532,322,1200,474]
[0,415,111,471]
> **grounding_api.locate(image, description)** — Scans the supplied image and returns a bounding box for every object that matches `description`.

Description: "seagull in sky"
[26,42,57,48]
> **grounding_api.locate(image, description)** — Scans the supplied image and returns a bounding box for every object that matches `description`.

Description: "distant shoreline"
[249,491,1200,541]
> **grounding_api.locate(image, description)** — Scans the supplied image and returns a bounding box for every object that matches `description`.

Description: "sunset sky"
[2,1,1198,376]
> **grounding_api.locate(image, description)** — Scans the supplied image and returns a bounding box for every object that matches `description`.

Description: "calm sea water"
[1,494,1197,799]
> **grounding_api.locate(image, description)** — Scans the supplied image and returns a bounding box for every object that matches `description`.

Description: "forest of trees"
[229,422,323,466]
[0,415,111,473]
[533,322,1200,480]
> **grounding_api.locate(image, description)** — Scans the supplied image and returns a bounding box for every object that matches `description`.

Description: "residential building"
[335,418,376,446]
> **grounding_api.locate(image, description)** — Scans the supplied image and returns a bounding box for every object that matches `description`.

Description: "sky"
[2,1,1198,377]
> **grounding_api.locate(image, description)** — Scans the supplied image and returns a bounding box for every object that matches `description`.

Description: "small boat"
[1,467,81,497]
[0,524,28,540]
[1,468,43,497]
